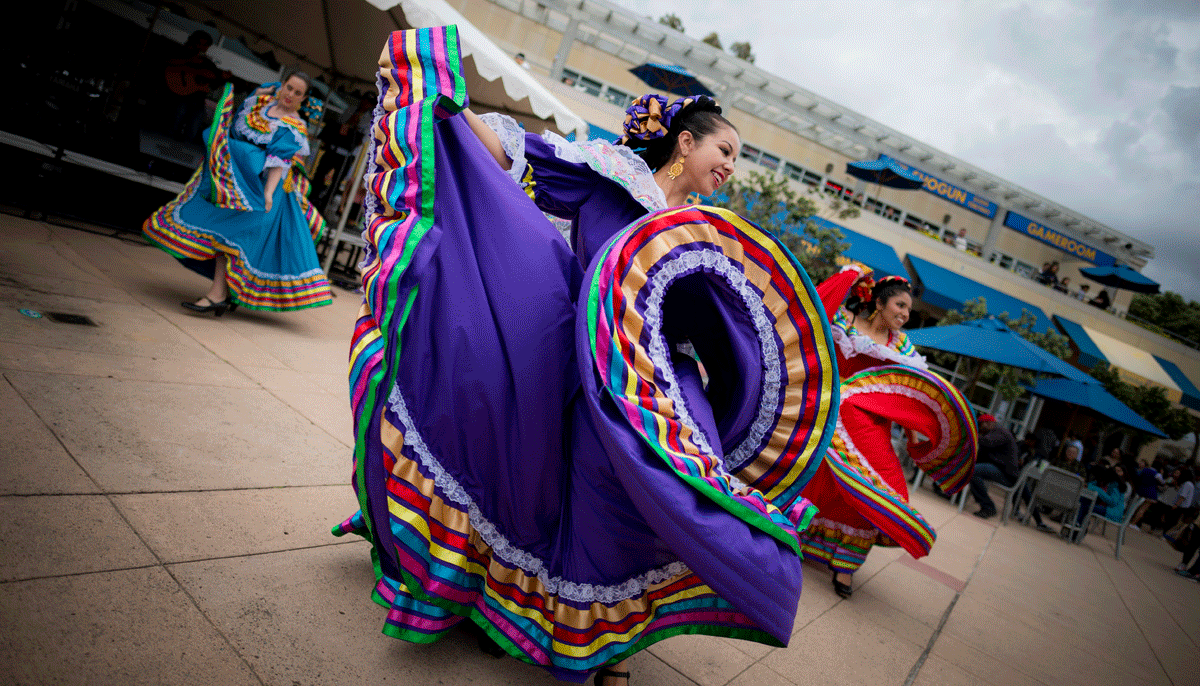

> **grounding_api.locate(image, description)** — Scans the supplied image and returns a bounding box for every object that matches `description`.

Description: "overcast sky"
[612,0,1200,301]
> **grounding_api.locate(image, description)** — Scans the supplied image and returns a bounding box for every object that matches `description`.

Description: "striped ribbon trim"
[206,83,251,211]
[843,366,978,495]
[583,205,838,552]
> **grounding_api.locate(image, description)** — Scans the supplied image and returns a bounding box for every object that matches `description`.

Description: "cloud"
[612,0,1200,299]
[1158,86,1200,161]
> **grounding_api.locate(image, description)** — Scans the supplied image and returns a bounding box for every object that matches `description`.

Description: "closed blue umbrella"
[905,317,1095,384]
[845,158,924,190]
[1025,378,1167,438]
[628,63,715,97]
[1078,264,1160,294]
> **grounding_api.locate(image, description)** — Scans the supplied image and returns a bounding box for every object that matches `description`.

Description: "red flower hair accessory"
[852,275,875,302]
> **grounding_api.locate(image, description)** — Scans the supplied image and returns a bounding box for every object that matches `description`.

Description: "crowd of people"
[964,419,1198,548]
[1033,260,1111,309]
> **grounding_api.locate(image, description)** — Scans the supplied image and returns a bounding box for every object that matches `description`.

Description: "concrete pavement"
[0,215,1196,685]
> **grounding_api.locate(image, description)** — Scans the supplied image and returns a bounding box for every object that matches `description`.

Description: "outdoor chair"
[1078,495,1145,559]
[998,462,1043,525]
[1021,466,1085,539]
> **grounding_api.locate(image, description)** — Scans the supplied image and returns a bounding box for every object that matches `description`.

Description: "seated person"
[1088,290,1111,310]
[968,414,1019,519]
[1078,464,1126,524]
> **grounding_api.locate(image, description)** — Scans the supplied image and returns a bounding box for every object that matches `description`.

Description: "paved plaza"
[0,215,1196,685]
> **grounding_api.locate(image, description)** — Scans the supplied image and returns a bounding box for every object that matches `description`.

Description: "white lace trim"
[358,74,388,269]
[837,381,951,475]
[540,131,667,213]
[831,325,928,371]
[385,384,692,604]
[264,155,290,170]
[233,96,311,159]
[478,113,528,185]
[640,248,781,477]
[809,516,879,539]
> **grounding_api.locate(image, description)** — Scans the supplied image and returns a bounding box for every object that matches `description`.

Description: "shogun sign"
[1003,211,1116,266]
[878,155,997,219]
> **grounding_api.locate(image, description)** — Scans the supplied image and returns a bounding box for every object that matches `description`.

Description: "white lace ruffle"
[478,113,528,185]
[357,74,388,269]
[831,325,928,371]
[264,155,290,170]
[640,248,781,478]
[540,131,667,213]
[838,380,952,472]
[809,516,880,539]
[385,384,692,604]
[232,96,311,159]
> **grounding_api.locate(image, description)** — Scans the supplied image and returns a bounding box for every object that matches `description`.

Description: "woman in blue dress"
[143,71,333,314]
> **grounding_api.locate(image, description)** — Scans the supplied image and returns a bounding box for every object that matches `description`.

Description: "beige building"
[454,0,1199,442]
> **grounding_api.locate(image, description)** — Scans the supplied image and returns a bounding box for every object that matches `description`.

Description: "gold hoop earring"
[667,155,686,180]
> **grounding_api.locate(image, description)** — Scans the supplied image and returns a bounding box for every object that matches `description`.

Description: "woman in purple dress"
[336,27,839,685]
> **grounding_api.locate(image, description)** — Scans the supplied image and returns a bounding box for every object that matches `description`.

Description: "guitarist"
[164,30,227,142]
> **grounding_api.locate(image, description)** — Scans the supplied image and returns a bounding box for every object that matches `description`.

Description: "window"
[784,162,805,182]
[740,144,762,164]
[577,75,602,97]
[561,67,580,86]
[903,213,925,231]
[759,152,780,171]
[802,169,823,188]
[602,86,631,107]
[824,179,843,196]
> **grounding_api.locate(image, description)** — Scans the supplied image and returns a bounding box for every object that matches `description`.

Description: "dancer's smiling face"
[876,291,912,331]
[675,124,740,197]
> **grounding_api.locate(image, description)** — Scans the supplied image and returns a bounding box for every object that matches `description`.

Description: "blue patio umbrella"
[1078,264,1160,295]
[628,63,715,97]
[845,158,925,190]
[906,317,1096,385]
[1024,378,1167,438]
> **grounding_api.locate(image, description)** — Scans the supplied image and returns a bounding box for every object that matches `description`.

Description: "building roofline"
[484,0,1154,264]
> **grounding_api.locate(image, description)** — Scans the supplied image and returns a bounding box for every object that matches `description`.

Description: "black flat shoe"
[594,667,631,685]
[181,297,228,316]
[833,576,853,599]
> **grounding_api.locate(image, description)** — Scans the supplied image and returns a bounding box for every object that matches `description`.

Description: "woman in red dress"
[799,266,977,598]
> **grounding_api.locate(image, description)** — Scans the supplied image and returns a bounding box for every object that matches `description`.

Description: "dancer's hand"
[264,195,273,212]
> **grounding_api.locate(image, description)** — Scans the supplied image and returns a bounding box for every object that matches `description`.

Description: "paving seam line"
[1,373,270,686]
[902,522,1001,686]
[1092,542,1192,683]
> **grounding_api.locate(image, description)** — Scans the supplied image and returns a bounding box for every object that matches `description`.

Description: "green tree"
[658,13,684,32]
[1087,361,1194,452]
[1127,291,1200,346]
[730,41,756,63]
[709,170,848,282]
[702,32,722,50]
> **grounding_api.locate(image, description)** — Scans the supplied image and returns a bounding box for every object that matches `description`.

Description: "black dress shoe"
[594,667,631,685]
[833,576,853,598]
[973,508,997,520]
[181,297,228,316]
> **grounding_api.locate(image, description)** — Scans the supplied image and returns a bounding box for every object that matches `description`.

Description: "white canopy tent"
[176,0,587,136]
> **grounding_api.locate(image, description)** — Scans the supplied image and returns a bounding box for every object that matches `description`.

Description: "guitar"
[164,62,229,96]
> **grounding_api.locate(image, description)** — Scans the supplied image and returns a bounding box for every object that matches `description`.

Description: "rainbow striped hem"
[583,205,838,537]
